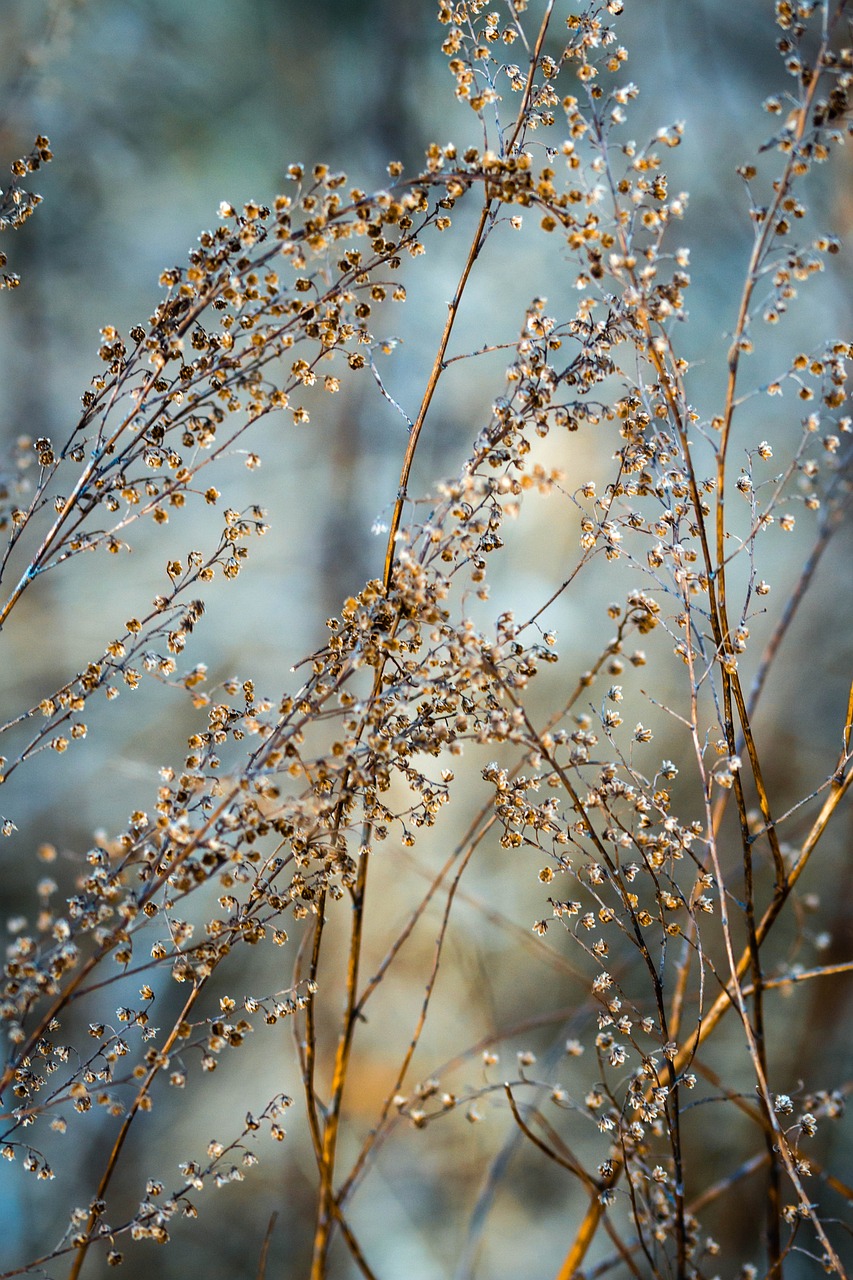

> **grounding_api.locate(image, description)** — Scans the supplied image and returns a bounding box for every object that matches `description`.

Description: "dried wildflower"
[0,5,849,1278]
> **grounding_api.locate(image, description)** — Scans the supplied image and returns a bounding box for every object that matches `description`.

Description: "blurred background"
[0,1,851,1276]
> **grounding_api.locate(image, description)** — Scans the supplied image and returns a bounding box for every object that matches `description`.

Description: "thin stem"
[309,847,370,1280]
[381,199,492,593]
[67,985,202,1280]
[256,1214,278,1280]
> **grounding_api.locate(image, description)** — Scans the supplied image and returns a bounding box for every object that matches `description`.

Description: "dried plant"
[1,2,852,1278]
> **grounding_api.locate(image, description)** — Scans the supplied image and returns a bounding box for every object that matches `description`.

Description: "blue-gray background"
[1,2,851,1277]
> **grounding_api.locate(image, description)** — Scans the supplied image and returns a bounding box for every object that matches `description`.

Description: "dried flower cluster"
[0,135,52,290]
[1,2,852,1279]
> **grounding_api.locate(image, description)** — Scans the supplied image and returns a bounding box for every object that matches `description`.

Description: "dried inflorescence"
[0,134,52,290]
[1,2,852,1279]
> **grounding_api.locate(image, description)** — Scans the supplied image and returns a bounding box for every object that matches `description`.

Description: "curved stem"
[382,199,492,593]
